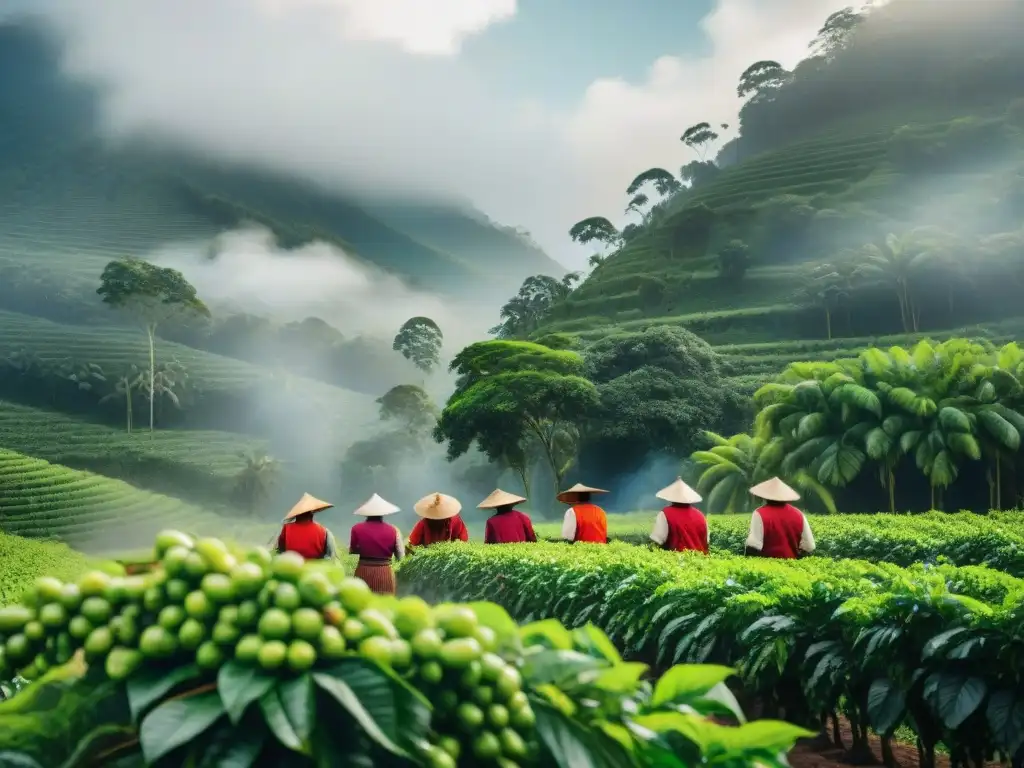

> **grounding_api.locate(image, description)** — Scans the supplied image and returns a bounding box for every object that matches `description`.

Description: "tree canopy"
[392,316,443,374]
[489,274,580,338]
[377,384,438,432]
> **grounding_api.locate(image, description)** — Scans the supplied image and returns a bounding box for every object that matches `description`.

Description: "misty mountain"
[0,21,563,299]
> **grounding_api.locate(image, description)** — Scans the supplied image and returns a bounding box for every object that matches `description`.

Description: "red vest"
[662,505,709,554]
[573,504,608,544]
[757,504,805,559]
[280,520,328,559]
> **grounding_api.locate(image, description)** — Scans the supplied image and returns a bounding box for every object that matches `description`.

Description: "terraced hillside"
[0,309,372,417]
[538,108,1024,367]
[0,448,229,549]
[0,402,263,501]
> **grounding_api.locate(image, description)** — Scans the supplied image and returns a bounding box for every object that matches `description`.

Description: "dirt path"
[787,720,1001,768]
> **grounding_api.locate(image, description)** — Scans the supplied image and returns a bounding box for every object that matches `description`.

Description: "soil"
[787,719,1001,768]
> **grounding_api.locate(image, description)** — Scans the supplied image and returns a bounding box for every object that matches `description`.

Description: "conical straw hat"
[477,489,527,509]
[414,492,462,520]
[354,493,400,517]
[749,477,800,503]
[656,477,702,505]
[556,482,609,504]
[284,492,333,521]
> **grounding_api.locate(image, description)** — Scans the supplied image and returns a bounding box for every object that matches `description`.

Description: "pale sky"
[24,0,857,268]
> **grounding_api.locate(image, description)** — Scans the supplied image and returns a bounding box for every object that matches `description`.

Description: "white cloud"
[35,0,852,269]
[255,0,517,55]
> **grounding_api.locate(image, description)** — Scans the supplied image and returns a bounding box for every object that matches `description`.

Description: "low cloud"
[35,0,854,267]
[151,226,490,348]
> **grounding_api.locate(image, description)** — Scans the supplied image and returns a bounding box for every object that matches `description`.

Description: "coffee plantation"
[399,542,1024,767]
[0,530,809,766]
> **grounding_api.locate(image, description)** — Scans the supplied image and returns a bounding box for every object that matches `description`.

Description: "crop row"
[0,309,371,411]
[533,510,1024,575]
[0,402,261,477]
[0,448,226,549]
[399,542,1024,762]
[0,531,92,605]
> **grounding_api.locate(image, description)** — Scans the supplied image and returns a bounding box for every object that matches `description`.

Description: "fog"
[151,225,491,351]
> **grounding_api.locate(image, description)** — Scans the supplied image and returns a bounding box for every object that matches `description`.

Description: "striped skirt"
[353,560,396,595]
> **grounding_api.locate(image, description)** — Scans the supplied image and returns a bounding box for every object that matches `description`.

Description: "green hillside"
[0,401,263,503]
[0,22,562,304]
[0,448,220,549]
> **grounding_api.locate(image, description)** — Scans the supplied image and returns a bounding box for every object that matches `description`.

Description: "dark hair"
[577,492,591,503]
[763,499,787,507]
[495,503,516,514]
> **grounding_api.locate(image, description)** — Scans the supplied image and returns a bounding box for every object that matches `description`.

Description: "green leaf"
[57,725,139,768]
[195,724,266,768]
[126,664,201,723]
[651,664,735,708]
[572,624,622,664]
[259,688,306,754]
[0,753,44,768]
[313,659,428,758]
[697,682,747,725]
[867,678,905,735]
[138,690,225,764]
[280,675,315,747]
[986,690,1024,754]
[521,619,574,650]
[533,698,634,768]
[217,662,276,724]
[719,720,815,750]
[522,649,605,687]
[932,674,986,729]
[585,662,648,694]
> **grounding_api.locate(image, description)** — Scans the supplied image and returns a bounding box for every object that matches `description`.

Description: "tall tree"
[392,316,443,375]
[97,258,209,436]
[489,274,580,338]
[737,60,791,100]
[625,193,650,219]
[436,340,597,503]
[626,168,683,198]
[809,7,864,58]
[100,364,144,434]
[569,217,620,248]
[233,451,281,516]
[680,122,719,162]
[377,384,438,433]
[854,231,942,332]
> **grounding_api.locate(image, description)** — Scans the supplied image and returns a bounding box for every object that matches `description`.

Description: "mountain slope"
[0,21,562,298]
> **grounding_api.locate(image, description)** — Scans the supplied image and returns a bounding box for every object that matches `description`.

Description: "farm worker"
[558,483,609,544]
[478,489,537,544]
[408,492,469,549]
[348,493,404,595]
[276,493,339,560]
[744,477,816,560]
[650,477,709,554]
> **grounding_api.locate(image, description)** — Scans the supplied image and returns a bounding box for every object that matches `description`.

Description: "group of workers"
[276,475,816,596]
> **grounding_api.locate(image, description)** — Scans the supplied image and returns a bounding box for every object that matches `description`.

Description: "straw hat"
[477,489,527,510]
[354,493,400,517]
[749,477,800,503]
[284,492,333,521]
[556,482,609,504]
[656,477,702,505]
[414,492,462,520]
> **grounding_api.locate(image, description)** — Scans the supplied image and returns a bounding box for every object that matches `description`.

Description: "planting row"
[399,542,1024,766]
[534,510,1024,575]
[0,531,808,766]
[0,449,224,548]
[0,532,92,605]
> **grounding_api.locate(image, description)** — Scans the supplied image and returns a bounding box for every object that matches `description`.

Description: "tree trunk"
[888,469,896,514]
[895,288,909,332]
[825,307,832,340]
[930,483,936,510]
[126,391,133,435]
[146,324,157,438]
[996,455,1002,510]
